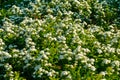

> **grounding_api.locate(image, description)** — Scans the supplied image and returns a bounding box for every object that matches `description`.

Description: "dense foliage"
[0,0,120,79]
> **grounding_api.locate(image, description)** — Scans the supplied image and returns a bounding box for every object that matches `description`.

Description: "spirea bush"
[0,0,120,79]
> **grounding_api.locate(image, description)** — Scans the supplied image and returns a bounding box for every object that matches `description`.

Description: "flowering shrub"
[0,0,120,79]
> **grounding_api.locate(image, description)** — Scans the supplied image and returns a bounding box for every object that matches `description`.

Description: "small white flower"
[0,47,3,50]
[38,73,43,78]
[58,36,66,41]
[108,48,115,53]
[0,39,4,45]
[29,46,36,52]
[47,72,53,77]
[45,52,50,55]
[36,0,40,3]
[90,66,96,71]
[13,54,18,58]
[3,51,12,58]
[111,37,118,43]
[75,53,84,60]
[40,50,45,54]
[100,71,106,76]
[61,71,69,77]
[89,58,95,64]
[101,79,106,80]
[116,49,120,54]
[97,49,102,54]
[83,48,90,53]
[67,57,72,61]
[42,54,48,60]
[66,75,72,79]
[44,33,52,38]
[12,49,19,53]
[47,9,53,13]
[111,60,120,67]
[74,0,80,5]
[102,59,111,64]
[75,46,81,52]
[45,63,52,66]
[20,50,25,55]
[86,63,92,68]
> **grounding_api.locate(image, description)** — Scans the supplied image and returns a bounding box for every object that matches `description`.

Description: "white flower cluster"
[0,0,120,79]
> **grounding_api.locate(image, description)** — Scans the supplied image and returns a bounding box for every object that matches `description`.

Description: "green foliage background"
[0,0,120,80]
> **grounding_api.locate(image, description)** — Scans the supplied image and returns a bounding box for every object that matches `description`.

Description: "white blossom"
[61,71,69,77]
[102,59,111,64]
